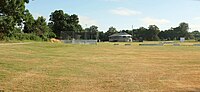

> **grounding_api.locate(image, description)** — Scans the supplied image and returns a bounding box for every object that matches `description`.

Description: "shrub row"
[3,33,43,41]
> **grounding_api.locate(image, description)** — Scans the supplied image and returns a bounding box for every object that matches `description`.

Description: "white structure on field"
[109,32,132,42]
[180,37,185,42]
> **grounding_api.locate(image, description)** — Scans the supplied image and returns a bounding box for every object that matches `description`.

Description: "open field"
[0,42,200,92]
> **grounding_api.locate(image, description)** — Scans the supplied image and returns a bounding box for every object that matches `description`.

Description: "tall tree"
[147,25,160,41]
[104,26,118,41]
[23,10,35,33]
[190,31,200,40]
[158,22,190,40]
[89,25,98,39]
[107,27,117,33]
[49,10,82,39]
[178,22,190,39]
[49,10,69,38]
[137,27,148,40]
[0,0,29,37]
[68,14,79,25]
[33,17,48,36]
[23,16,55,40]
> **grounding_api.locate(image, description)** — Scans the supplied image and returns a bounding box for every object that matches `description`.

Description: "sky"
[26,0,200,32]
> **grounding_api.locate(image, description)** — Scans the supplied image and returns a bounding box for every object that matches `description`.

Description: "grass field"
[0,42,200,92]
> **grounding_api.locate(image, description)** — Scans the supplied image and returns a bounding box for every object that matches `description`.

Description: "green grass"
[0,42,200,92]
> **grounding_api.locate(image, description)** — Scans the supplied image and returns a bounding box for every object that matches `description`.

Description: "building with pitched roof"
[109,32,132,42]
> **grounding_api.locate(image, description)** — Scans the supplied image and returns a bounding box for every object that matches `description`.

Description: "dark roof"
[109,32,132,37]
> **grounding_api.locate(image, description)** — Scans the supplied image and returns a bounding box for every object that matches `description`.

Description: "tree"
[147,25,160,41]
[179,22,189,32]
[178,22,190,39]
[83,25,99,40]
[66,14,82,39]
[0,0,30,38]
[104,26,118,41]
[190,31,200,40]
[68,14,79,25]
[158,22,190,41]
[33,17,48,36]
[49,10,69,38]
[89,25,98,39]
[23,16,55,40]
[107,27,117,33]
[23,10,35,33]
[49,10,82,39]
[167,22,189,40]
[0,0,57,41]
[137,27,148,40]
[84,28,90,40]
[158,31,167,40]
[98,31,107,41]
[0,16,15,35]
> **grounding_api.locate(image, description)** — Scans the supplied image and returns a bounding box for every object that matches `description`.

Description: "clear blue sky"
[26,0,200,32]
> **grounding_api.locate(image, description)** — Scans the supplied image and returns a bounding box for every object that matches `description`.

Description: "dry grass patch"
[0,42,200,92]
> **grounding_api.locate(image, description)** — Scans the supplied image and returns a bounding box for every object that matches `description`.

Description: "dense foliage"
[49,10,82,39]
[99,23,193,41]
[0,0,55,41]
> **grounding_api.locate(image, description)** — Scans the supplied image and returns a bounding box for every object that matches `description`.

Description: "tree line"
[102,23,200,41]
[1,0,200,41]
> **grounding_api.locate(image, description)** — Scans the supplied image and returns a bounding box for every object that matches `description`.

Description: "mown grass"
[0,42,200,92]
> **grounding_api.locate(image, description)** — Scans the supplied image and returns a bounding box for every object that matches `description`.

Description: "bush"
[40,31,56,41]
[29,34,43,41]
[5,33,43,41]
[195,38,200,42]
[0,33,5,40]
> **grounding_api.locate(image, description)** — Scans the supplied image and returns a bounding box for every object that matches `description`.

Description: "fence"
[62,40,97,44]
